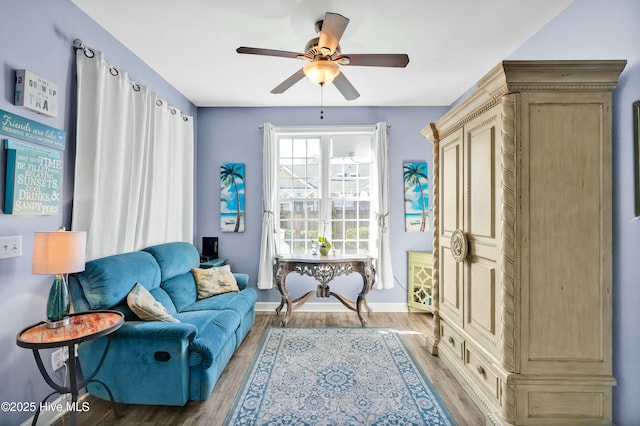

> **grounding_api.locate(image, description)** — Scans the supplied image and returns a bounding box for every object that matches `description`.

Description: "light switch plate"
[0,236,22,259]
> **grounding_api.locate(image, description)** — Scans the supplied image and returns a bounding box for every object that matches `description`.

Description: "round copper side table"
[17,310,124,426]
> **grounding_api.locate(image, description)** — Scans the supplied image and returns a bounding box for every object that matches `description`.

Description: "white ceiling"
[71,0,574,107]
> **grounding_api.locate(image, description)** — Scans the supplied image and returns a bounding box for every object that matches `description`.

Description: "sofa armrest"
[77,320,199,406]
[78,320,199,383]
[189,338,214,368]
[114,320,198,340]
[233,273,249,290]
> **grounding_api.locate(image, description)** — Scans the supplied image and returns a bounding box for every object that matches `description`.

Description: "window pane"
[292,139,306,158]
[332,220,343,237]
[307,139,320,158]
[292,240,306,253]
[279,138,292,157]
[278,132,373,255]
[331,134,372,162]
[332,241,344,254]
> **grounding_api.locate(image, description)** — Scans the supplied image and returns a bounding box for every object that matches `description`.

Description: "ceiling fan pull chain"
[320,83,324,120]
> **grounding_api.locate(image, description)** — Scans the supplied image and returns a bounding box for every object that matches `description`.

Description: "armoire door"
[438,128,464,327]
[462,106,503,357]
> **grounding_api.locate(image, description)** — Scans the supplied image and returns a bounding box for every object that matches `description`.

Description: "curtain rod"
[72,38,191,122]
[73,39,95,58]
[257,124,391,130]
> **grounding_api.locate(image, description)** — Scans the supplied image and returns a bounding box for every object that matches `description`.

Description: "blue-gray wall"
[196,106,444,304]
[1,0,638,425]
[0,1,196,424]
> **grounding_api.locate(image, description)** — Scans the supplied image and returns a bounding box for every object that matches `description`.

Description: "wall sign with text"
[4,139,62,215]
[0,109,66,150]
[14,70,59,117]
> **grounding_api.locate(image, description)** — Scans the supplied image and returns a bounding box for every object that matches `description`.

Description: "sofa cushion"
[182,288,257,319]
[161,273,198,312]
[143,242,200,282]
[75,251,161,310]
[175,310,240,358]
[192,265,239,299]
[127,283,179,322]
[150,287,178,315]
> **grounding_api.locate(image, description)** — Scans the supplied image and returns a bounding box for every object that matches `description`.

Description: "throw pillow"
[127,283,179,322]
[192,265,239,299]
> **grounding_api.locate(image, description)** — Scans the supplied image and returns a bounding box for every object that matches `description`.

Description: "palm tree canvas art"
[403,161,429,232]
[220,163,245,232]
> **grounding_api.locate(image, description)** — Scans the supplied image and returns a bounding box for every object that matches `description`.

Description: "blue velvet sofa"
[68,241,257,406]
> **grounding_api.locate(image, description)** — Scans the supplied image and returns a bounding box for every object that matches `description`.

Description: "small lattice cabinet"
[407,251,433,312]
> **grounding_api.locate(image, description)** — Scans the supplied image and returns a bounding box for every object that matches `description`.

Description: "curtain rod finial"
[73,39,84,49]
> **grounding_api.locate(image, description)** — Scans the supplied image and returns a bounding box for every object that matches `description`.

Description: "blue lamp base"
[46,274,70,328]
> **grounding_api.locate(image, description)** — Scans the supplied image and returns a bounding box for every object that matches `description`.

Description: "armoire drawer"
[440,321,464,360]
[464,343,500,402]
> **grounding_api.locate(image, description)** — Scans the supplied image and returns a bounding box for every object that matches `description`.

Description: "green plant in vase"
[318,236,331,256]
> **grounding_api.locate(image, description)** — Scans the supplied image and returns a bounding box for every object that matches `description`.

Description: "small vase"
[319,243,330,256]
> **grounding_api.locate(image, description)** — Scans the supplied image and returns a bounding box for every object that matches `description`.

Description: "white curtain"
[257,123,278,289]
[73,49,194,259]
[373,122,394,289]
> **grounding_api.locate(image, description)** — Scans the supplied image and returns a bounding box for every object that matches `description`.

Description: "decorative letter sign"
[4,139,62,215]
[14,70,59,117]
[0,109,65,150]
[1,109,66,215]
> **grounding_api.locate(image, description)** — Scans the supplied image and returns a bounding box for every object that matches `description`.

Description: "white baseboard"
[256,302,409,313]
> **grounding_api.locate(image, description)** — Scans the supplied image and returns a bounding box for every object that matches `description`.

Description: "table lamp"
[32,227,87,328]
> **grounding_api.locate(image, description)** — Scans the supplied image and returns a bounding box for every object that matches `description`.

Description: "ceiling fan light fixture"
[303,59,340,85]
[237,12,407,100]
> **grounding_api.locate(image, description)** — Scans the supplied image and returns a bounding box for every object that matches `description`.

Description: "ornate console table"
[273,254,376,326]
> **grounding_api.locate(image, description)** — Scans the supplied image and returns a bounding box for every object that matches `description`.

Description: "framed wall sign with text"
[4,139,62,215]
[14,70,59,118]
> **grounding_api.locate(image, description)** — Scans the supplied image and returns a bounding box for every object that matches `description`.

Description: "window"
[277,128,374,255]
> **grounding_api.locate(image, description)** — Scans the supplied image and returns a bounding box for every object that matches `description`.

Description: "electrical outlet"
[0,235,22,259]
[51,347,69,371]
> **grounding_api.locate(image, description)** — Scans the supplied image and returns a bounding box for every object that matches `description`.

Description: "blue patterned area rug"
[224,327,456,425]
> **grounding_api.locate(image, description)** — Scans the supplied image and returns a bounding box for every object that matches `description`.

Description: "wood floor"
[54,311,485,425]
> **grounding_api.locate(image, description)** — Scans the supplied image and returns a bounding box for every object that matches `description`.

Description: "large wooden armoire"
[422,60,625,425]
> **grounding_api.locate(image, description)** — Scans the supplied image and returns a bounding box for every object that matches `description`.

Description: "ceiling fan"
[236,12,410,101]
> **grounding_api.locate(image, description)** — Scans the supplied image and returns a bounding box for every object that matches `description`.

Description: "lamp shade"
[32,230,87,275]
[304,60,340,85]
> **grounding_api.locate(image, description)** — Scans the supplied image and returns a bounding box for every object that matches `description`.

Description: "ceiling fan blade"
[237,46,304,59]
[271,68,306,94]
[333,72,360,101]
[318,12,349,55]
[339,53,410,67]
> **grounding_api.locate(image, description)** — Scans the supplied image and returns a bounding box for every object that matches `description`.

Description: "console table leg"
[281,310,290,327]
[356,270,374,326]
[356,295,367,326]
[279,272,294,326]
[278,294,291,327]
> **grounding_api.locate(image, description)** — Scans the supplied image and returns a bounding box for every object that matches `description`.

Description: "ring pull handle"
[476,365,486,376]
[450,229,468,263]
[448,336,454,345]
